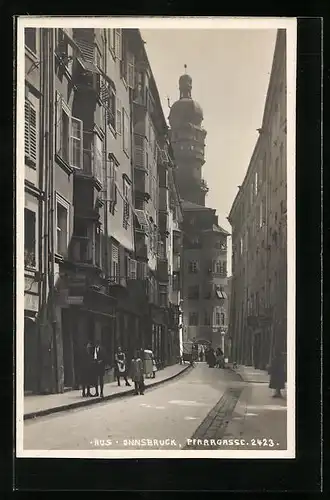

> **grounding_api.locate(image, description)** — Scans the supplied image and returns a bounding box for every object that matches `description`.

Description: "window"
[221,312,225,326]
[25,99,37,165]
[116,98,122,135]
[56,196,69,257]
[159,284,168,307]
[93,134,103,184]
[188,260,199,273]
[106,84,116,131]
[25,28,37,54]
[24,209,36,268]
[204,311,211,326]
[123,108,130,156]
[215,261,222,274]
[108,29,116,57]
[111,244,119,283]
[123,177,130,230]
[127,51,135,89]
[262,153,267,182]
[215,311,221,326]
[188,285,199,299]
[250,181,254,206]
[189,312,199,326]
[71,118,83,169]
[275,157,279,188]
[56,92,83,168]
[115,29,122,59]
[240,237,243,255]
[108,155,118,214]
[95,224,102,268]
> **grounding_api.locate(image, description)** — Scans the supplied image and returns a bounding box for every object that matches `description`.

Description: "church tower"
[168,67,208,206]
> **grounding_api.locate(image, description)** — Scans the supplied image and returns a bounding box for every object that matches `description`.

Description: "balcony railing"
[134,134,147,171]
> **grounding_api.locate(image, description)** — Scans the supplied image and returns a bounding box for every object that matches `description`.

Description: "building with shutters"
[24,27,45,393]
[128,29,183,368]
[228,30,287,370]
[23,27,184,395]
[168,70,230,352]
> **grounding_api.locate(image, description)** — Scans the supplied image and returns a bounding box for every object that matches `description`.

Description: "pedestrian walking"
[208,347,216,368]
[130,350,145,395]
[115,347,131,387]
[93,341,107,398]
[81,342,94,397]
[199,348,204,362]
[269,351,286,398]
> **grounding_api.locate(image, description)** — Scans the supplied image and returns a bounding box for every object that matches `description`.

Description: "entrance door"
[61,309,74,388]
[24,317,38,392]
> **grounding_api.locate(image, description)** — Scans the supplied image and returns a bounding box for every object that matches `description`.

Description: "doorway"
[61,309,74,389]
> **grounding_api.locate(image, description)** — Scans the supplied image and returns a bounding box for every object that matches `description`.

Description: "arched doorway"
[24,316,38,393]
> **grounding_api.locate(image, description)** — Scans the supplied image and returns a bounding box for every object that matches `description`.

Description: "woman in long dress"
[269,351,286,397]
[114,347,131,387]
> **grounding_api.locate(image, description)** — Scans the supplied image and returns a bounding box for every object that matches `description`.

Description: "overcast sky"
[141,28,277,273]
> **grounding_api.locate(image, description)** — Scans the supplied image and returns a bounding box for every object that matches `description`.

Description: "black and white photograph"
[16,16,296,459]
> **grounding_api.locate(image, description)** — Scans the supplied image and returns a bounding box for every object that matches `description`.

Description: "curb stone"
[24,364,192,421]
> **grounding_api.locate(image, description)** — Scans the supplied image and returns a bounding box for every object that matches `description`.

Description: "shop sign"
[24,292,39,312]
[66,296,84,305]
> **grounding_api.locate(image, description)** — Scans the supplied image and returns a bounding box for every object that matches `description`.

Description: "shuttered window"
[116,98,122,135]
[115,29,122,59]
[25,99,37,165]
[127,51,135,89]
[111,244,119,283]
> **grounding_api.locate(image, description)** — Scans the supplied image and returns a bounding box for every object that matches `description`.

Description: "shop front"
[57,288,117,391]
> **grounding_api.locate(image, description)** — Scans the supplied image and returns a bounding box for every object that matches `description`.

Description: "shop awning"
[216,290,227,300]
[134,209,149,232]
[77,57,100,75]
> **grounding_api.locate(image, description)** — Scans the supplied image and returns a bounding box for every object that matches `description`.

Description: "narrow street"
[24,364,287,451]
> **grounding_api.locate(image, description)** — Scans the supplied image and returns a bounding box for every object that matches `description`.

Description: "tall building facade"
[228,30,287,369]
[168,71,229,350]
[23,27,183,394]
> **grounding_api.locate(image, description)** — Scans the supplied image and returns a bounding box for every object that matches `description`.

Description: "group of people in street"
[80,343,147,398]
[204,346,225,369]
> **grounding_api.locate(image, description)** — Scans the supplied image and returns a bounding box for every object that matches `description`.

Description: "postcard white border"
[16,16,297,460]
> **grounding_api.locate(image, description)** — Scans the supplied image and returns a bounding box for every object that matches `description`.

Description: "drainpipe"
[103,29,109,281]
[48,28,59,393]
[37,28,47,393]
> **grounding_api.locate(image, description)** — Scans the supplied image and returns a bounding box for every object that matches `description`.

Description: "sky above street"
[141,28,277,272]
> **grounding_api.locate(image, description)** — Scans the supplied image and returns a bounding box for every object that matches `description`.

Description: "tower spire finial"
[184,64,187,73]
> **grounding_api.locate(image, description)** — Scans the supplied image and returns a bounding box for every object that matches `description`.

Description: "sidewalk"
[24,363,190,420]
[232,364,271,384]
[224,365,288,450]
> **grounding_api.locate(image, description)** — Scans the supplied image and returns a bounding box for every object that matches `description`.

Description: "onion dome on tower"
[168,65,204,128]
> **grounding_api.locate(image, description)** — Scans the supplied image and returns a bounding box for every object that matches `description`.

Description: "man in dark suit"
[93,341,107,398]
